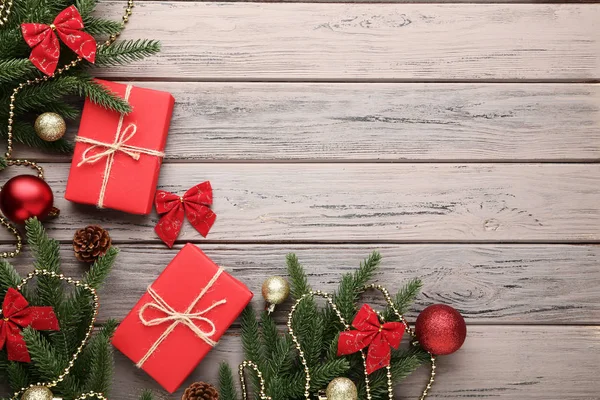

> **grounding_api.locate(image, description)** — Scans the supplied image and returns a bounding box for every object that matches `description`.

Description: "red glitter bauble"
[0,175,54,224]
[415,304,466,355]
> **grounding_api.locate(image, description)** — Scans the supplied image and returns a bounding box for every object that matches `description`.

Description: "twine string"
[74,84,165,208]
[136,267,226,367]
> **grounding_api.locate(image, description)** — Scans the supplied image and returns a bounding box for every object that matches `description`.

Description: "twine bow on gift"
[75,84,165,208]
[136,267,227,367]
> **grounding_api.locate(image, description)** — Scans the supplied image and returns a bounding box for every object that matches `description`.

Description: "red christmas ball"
[0,175,54,224]
[415,304,466,355]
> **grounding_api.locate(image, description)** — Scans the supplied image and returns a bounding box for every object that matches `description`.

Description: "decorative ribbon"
[136,267,226,367]
[0,288,60,362]
[337,304,404,374]
[154,182,216,248]
[21,6,96,76]
[75,85,165,208]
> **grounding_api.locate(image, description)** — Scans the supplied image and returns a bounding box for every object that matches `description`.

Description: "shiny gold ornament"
[326,377,358,400]
[261,276,290,313]
[34,112,66,142]
[21,386,54,400]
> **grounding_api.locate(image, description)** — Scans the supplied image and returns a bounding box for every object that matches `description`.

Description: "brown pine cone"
[73,225,111,263]
[182,382,219,400]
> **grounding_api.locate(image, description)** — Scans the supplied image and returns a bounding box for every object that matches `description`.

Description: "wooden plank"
[4,163,597,243]
[110,326,600,399]
[21,82,600,162]
[12,244,598,324]
[94,3,600,81]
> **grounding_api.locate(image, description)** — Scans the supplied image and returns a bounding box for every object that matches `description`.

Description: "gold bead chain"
[239,360,271,400]
[241,285,437,400]
[0,0,135,259]
[11,269,104,400]
[0,0,12,26]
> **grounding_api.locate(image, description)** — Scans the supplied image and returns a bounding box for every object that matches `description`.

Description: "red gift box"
[112,244,253,393]
[65,80,174,214]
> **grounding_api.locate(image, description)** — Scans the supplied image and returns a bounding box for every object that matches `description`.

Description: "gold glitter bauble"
[21,386,54,400]
[34,112,66,142]
[326,378,358,400]
[261,276,290,306]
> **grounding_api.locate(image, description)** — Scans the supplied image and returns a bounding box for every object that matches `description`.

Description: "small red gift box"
[112,244,253,393]
[65,80,174,214]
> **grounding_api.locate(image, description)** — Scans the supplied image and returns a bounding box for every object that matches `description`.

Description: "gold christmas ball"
[326,377,358,400]
[21,386,54,400]
[261,276,290,306]
[34,112,66,142]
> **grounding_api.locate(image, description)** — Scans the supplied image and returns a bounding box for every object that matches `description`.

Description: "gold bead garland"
[0,0,12,26]
[239,284,437,400]
[0,0,135,259]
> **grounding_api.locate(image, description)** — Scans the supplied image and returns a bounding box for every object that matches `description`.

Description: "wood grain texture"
[94,2,600,81]
[11,244,599,324]
[22,82,600,162]
[108,326,600,399]
[6,163,597,244]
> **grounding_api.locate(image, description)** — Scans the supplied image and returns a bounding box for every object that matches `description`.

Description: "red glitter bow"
[21,6,97,76]
[154,182,217,248]
[0,288,60,362]
[337,304,404,374]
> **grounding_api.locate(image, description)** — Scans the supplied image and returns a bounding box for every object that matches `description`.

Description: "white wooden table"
[8,0,600,398]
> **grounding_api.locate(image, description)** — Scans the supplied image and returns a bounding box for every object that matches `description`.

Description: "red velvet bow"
[337,304,404,374]
[21,6,97,76]
[154,182,217,248]
[0,288,60,362]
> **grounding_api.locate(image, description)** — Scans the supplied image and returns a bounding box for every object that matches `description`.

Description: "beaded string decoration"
[0,0,12,27]
[0,0,134,258]
[11,269,106,400]
[238,284,436,400]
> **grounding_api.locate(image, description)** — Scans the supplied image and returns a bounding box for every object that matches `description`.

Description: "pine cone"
[182,382,219,400]
[73,225,111,263]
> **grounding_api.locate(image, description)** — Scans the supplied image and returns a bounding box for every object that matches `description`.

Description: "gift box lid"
[112,244,253,393]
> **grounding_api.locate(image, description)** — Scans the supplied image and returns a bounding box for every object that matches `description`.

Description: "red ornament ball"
[415,304,466,355]
[0,175,54,224]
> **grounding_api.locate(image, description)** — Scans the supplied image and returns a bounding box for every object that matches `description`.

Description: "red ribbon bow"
[21,6,97,76]
[337,304,404,374]
[154,182,217,248]
[0,288,60,362]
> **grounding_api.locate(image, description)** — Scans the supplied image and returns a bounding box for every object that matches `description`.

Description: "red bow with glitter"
[21,6,97,76]
[154,181,217,248]
[0,288,60,362]
[337,304,404,374]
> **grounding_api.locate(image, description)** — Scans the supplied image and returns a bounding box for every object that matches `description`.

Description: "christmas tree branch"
[384,278,423,321]
[94,39,161,67]
[218,363,238,400]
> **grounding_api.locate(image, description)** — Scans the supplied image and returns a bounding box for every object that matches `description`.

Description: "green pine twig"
[383,278,423,321]
[286,253,311,299]
[94,39,161,67]
[218,363,238,400]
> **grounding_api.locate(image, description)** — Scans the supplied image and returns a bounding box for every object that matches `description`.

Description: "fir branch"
[83,321,118,396]
[333,251,381,323]
[74,78,131,114]
[383,278,422,322]
[6,362,30,392]
[241,305,263,397]
[287,253,311,299]
[218,363,238,400]
[84,17,123,36]
[22,327,67,382]
[0,260,22,298]
[139,390,155,400]
[75,0,96,18]
[83,247,119,289]
[94,39,161,67]
[25,218,63,309]
[0,59,36,83]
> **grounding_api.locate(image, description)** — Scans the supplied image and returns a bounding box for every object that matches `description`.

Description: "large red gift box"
[65,80,174,214]
[112,244,253,393]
